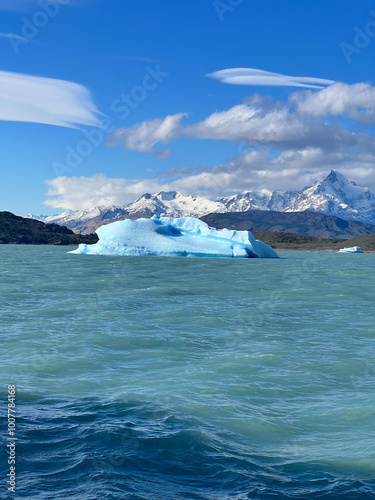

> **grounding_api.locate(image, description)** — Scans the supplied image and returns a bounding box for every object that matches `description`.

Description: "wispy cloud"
[0,70,102,128]
[206,68,335,89]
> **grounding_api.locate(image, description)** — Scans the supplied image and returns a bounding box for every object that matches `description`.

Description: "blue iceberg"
[339,246,365,253]
[69,216,279,258]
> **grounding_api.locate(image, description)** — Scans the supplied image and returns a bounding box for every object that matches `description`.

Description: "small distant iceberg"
[69,216,279,258]
[339,246,365,253]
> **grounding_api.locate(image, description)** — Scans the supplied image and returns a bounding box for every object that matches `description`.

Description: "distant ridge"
[252,232,375,252]
[29,170,375,234]
[200,210,375,239]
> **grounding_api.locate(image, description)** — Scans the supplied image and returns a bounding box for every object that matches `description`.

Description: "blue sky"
[1,0,375,215]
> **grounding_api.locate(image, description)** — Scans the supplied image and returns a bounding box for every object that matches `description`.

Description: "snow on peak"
[126,191,225,218]
[315,170,371,201]
[287,171,375,221]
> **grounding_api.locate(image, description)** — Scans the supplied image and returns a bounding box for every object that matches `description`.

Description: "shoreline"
[273,248,375,253]
[252,231,375,253]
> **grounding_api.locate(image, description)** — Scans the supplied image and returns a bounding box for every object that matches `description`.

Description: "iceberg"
[69,216,279,258]
[339,246,365,253]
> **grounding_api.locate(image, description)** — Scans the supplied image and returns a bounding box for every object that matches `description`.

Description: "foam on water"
[0,246,375,498]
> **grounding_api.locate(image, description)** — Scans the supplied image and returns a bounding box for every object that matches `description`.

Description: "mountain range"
[29,170,375,234]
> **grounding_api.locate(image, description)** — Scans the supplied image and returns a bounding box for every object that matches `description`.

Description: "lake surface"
[1,245,375,499]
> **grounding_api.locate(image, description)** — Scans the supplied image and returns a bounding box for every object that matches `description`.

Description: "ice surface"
[339,246,365,253]
[69,216,279,258]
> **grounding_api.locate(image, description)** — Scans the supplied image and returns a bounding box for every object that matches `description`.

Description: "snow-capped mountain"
[126,191,225,218]
[28,206,131,235]
[285,170,375,223]
[220,190,299,212]
[29,171,375,233]
[31,206,110,226]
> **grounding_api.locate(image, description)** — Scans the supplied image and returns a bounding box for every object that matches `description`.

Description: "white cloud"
[291,82,375,124]
[185,104,308,146]
[44,148,375,211]
[107,113,186,157]
[206,68,335,89]
[44,78,375,211]
[0,70,102,128]
[161,148,375,196]
[44,175,167,210]
[108,100,375,154]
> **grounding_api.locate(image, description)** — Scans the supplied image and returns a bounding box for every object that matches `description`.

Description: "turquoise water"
[1,245,375,499]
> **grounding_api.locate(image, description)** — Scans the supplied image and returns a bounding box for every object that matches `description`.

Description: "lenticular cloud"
[0,70,103,128]
[207,68,335,89]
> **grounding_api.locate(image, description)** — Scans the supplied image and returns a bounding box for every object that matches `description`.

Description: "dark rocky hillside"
[0,212,98,245]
